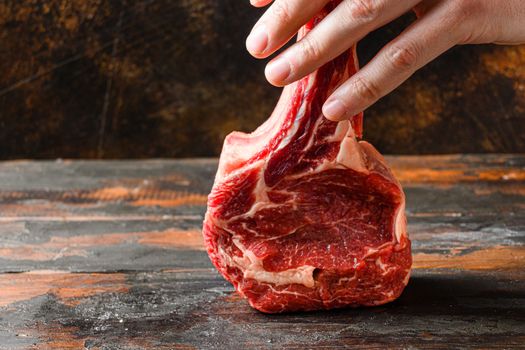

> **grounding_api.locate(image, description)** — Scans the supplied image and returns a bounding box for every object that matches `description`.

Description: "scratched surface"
[0,1,524,159]
[0,156,524,349]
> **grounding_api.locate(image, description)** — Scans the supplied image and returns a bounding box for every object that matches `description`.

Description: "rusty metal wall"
[0,1,523,159]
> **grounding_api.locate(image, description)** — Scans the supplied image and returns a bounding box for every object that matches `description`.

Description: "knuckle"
[271,0,291,24]
[346,0,383,22]
[386,43,419,70]
[297,35,323,61]
[447,0,490,44]
[449,0,481,26]
[352,76,381,103]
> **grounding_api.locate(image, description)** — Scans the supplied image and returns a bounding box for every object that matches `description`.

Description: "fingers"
[322,1,465,121]
[246,0,330,59]
[263,0,422,86]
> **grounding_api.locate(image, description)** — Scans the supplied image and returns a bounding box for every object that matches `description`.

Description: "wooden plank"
[0,215,522,272]
[0,156,522,223]
[0,157,522,272]
[0,156,523,349]
[1,269,524,349]
[0,217,523,273]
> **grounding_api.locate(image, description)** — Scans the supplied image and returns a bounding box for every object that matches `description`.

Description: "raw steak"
[203,2,411,313]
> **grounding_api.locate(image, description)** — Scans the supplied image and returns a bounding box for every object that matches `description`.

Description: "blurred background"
[0,0,524,159]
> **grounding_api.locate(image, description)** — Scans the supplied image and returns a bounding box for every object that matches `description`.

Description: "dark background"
[0,0,524,159]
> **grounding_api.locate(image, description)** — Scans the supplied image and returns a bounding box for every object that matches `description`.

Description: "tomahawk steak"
[203,1,411,313]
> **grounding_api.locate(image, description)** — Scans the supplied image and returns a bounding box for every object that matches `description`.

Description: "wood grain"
[0,156,523,349]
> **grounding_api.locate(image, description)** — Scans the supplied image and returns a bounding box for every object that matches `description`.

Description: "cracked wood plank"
[0,156,523,349]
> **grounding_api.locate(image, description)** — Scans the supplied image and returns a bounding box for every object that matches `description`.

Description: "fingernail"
[323,99,347,120]
[246,24,268,55]
[265,57,291,85]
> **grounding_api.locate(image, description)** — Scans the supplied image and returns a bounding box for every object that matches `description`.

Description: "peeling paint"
[413,246,525,270]
[0,272,128,307]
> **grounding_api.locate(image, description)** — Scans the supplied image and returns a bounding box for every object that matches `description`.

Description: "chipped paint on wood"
[413,246,525,270]
[0,157,522,349]
[0,229,205,262]
[0,187,207,205]
[393,167,525,184]
[137,229,205,250]
[473,184,525,196]
[131,195,208,207]
[32,324,87,350]
[0,271,128,307]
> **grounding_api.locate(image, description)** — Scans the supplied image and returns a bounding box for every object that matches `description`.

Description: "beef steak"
[203,1,412,313]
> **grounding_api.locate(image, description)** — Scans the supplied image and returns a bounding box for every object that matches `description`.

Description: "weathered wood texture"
[0,156,524,349]
[0,1,524,159]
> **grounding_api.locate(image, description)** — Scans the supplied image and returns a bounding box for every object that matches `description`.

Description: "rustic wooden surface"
[0,1,524,158]
[0,155,524,349]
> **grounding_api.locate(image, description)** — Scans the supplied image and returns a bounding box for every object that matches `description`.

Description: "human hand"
[246,0,525,121]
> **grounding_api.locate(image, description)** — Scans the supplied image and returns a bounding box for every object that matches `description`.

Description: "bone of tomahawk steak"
[203,3,412,314]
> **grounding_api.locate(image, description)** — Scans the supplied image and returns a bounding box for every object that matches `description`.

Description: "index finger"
[247,0,330,58]
[265,0,421,86]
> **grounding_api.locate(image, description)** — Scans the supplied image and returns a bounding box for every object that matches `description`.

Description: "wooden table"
[0,155,523,349]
